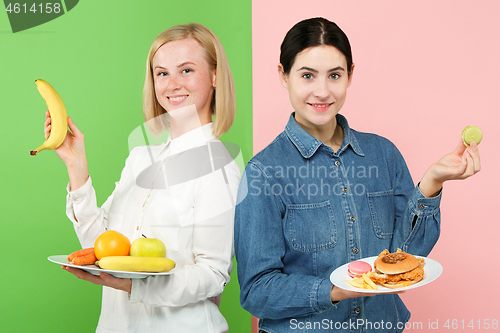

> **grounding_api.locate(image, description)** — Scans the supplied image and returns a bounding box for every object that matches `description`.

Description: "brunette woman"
[235,17,480,333]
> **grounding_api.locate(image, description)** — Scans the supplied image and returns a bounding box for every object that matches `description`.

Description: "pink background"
[252,0,500,331]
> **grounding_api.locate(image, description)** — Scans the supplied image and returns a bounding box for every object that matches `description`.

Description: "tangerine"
[94,230,131,260]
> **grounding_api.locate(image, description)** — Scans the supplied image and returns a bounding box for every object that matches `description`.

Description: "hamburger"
[370,249,425,288]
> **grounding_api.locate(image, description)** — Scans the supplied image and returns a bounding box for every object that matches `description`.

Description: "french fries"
[362,272,378,289]
[345,272,378,290]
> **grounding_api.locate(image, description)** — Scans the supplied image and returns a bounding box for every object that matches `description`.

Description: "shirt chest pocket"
[285,201,337,252]
[367,189,395,239]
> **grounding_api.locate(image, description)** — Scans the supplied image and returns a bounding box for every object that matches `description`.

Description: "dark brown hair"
[280,17,353,75]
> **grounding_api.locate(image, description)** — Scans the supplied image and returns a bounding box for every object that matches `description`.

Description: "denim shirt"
[234,113,441,333]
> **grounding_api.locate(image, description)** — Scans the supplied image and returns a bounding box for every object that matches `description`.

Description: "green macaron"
[461,125,483,147]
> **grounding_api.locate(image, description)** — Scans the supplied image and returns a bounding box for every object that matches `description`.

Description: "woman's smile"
[307,102,334,112]
[167,95,189,105]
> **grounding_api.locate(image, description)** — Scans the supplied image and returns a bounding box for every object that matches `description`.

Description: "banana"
[96,256,176,273]
[30,79,68,156]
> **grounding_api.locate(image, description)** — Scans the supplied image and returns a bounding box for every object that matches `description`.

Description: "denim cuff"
[313,278,335,312]
[411,184,442,215]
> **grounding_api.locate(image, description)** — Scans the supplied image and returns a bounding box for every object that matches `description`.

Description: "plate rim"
[48,254,175,279]
[330,255,443,293]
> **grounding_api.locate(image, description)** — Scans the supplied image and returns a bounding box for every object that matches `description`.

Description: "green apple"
[130,236,167,258]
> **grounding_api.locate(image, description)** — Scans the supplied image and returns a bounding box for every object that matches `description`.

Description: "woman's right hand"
[45,110,89,190]
[45,110,86,166]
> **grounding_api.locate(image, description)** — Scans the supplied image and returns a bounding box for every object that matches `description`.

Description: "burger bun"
[374,251,420,274]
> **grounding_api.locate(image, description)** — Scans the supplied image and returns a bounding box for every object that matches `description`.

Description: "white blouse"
[66,123,241,333]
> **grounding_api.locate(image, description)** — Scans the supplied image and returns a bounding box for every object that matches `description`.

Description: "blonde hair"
[143,23,236,138]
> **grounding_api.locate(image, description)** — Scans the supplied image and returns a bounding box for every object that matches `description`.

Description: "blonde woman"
[46,23,241,332]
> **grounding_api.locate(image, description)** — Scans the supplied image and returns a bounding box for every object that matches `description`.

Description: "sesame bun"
[374,251,420,275]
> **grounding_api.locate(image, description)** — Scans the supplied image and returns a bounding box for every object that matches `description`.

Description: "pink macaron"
[347,261,372,278]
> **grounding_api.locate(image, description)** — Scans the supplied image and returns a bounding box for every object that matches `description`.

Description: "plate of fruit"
[48,231,176,279]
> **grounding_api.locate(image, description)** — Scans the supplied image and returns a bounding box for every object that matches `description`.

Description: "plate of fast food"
[48,253,175,279]
[330,249,443,293]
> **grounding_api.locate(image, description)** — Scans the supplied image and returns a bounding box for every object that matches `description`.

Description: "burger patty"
[371,260,424,284]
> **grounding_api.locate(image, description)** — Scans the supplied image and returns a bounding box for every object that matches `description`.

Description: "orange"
[94,230,131,260]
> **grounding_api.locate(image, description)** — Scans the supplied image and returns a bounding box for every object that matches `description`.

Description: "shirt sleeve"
[393,184,442,256]
[66,176,108,248]
[130,161,241,307]
[390,147,442,257]
[234,162,334,320]
[66,148,136,248]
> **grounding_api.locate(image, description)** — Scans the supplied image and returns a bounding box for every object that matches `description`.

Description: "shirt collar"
[163,122,216,156]
[284,113,364,158]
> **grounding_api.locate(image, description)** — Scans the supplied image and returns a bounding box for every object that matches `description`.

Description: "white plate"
[48,255,175,279]
[330,255,443,293]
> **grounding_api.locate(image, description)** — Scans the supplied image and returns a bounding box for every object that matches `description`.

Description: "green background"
[0,0,252,332]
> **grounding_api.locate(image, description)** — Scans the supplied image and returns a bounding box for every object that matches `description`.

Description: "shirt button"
[343,187,348,193]
[136,226,139,230]
[353,247,359,254]
[354,307,361,314]
[419,204,425,210]
[350,216,355,222]
[335,160,341,167]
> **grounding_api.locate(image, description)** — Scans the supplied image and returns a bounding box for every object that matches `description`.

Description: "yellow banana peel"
[30,79,68,156]
[96,256,176,273]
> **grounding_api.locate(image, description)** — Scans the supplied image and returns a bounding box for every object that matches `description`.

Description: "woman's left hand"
[419,140,481,197]
[62,265,132,293]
